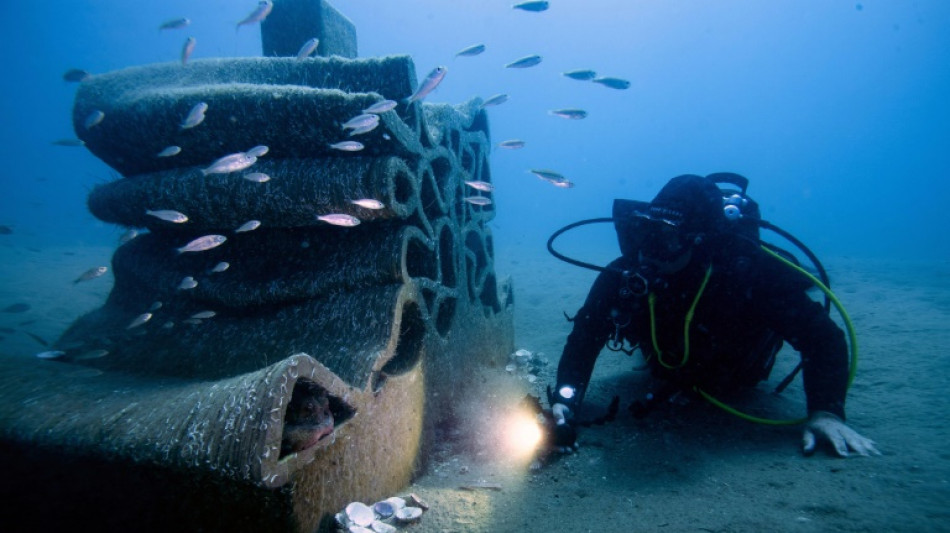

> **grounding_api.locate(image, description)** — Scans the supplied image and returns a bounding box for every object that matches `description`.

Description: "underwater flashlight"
[501,409,545,459]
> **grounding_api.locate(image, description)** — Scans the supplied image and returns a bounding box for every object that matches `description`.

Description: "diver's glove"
[550,403,578,453]
[802,411,881,457]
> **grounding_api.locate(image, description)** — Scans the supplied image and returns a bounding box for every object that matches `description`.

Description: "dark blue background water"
[2,0,948,263]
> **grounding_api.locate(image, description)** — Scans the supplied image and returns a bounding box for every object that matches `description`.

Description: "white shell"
[371,520,397,533]
[348,526,372,533]
[345,502,375,527]
[383,497,406,510]
[394,506,423,522]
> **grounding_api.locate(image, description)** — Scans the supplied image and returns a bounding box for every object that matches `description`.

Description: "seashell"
[371,520,397,533]
[345,502,375,527]
[394,506,423,523]
[383,496,406,510]
[513,348,532,358]
[372,500,395,519]
[348,526,372,533]
[409,492,429,510]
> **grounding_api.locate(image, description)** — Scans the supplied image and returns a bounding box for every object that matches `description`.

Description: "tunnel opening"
[279,379,355,459]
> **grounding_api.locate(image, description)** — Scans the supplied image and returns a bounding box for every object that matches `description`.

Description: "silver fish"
[530,168,566,181]
[296,37,320,59]
[237,0,273,29]
[464,196,492,206]
[119,229,139,244]
[329,141,364,152]
[348,122,379,136]
[182,36,196,65]
[146,209,188,223]
[211,261,230,273]
[149,301,163,311]
[513,1,550,12]
[407,66,447,104]
[157,145,182,157]
[35,350,66,360]
[342,113,380,130]
[178,276,198,290]
[235,220,261,233]
[455,43,486,57]
[74,266,108,284]
[84,110,105,129]
[182,318,203,325]
[63,68,91,82]
[201,152,257,175]
[74,349,109,360]
[317,214,361,227]
[177,234,227,254]
[464,180,495,192]
[51,138,85,147]
[363,100,398,114]
[191,311,216,319]
[498,139,526,149]
[243,172,271,183]
[481,94,509,108]
[592,76,631,90]
[349,199,385,210]
[159,17,191,30]
[245,145,269,158]
[549,108,588,120]
[181,102,208,129]
[562,69,598,81]
[505,55,542,69]
[127,313,153,330]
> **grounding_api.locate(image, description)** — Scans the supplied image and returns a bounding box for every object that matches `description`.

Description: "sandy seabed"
[1,239,948,533]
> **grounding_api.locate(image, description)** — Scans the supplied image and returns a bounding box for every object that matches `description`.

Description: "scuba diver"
[548,173,879,457]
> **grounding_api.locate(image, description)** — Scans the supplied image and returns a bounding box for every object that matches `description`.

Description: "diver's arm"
[553,270,619,412]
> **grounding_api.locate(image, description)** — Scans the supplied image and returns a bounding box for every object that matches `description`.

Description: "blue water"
[2,0,948,261]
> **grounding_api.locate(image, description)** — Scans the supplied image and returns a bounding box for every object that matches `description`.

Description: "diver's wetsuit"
[555,235,850,419]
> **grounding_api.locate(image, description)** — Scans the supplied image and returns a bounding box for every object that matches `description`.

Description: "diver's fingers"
[802,428,817,456]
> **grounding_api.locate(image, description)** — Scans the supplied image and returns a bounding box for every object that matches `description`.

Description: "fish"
[363,100,398,114]
[180,102,208,129]
[177,234,227,254]
[119,229,139,244]
[245,145,269,158]
[497,139,526,149]
[149,301,163,311]
[159,17,191,30]
[74,266,108,284]
[464,196,492,206]
[407,66,447,104]
[296,38,320,59]
[329,141,364,152]
[51,138,85,147]
[480,94,509,108]
[211,261,230,273]
[25,332,49,346]
[75,349,109,360]
[592,76,631,90]
[181,36,196,65]
[513,1,550,12]
[464,180,495,192]
[349,199,385,210]
[190,311,216,319]
[35,350,66,360]
[455,43,486,57]
[549,108,588,120]
[0,225,12,235]
[201,152,257,175]
[84,110,105,129]
[505,55,542,69]
[235,220,261,233]
[243,172,271,183]
[562,69,598,81]
[347,122,379,136]
[146,209,188,223]
[342,114,380,130]
[2,303,30,313]
[237,0,274,29]
[63,68,91,82]
[127,313,153,329]
[531,169,575,188]
[157,145,182,157]
[178,276,198,290]
[317,214,361,227]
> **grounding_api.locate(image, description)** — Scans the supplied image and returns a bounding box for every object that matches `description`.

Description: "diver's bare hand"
[802,411,880,457]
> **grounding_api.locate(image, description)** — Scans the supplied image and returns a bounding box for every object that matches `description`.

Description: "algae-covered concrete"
[0,1,513,530]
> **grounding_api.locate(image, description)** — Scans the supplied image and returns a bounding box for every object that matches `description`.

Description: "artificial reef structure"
[0,1,513,531]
